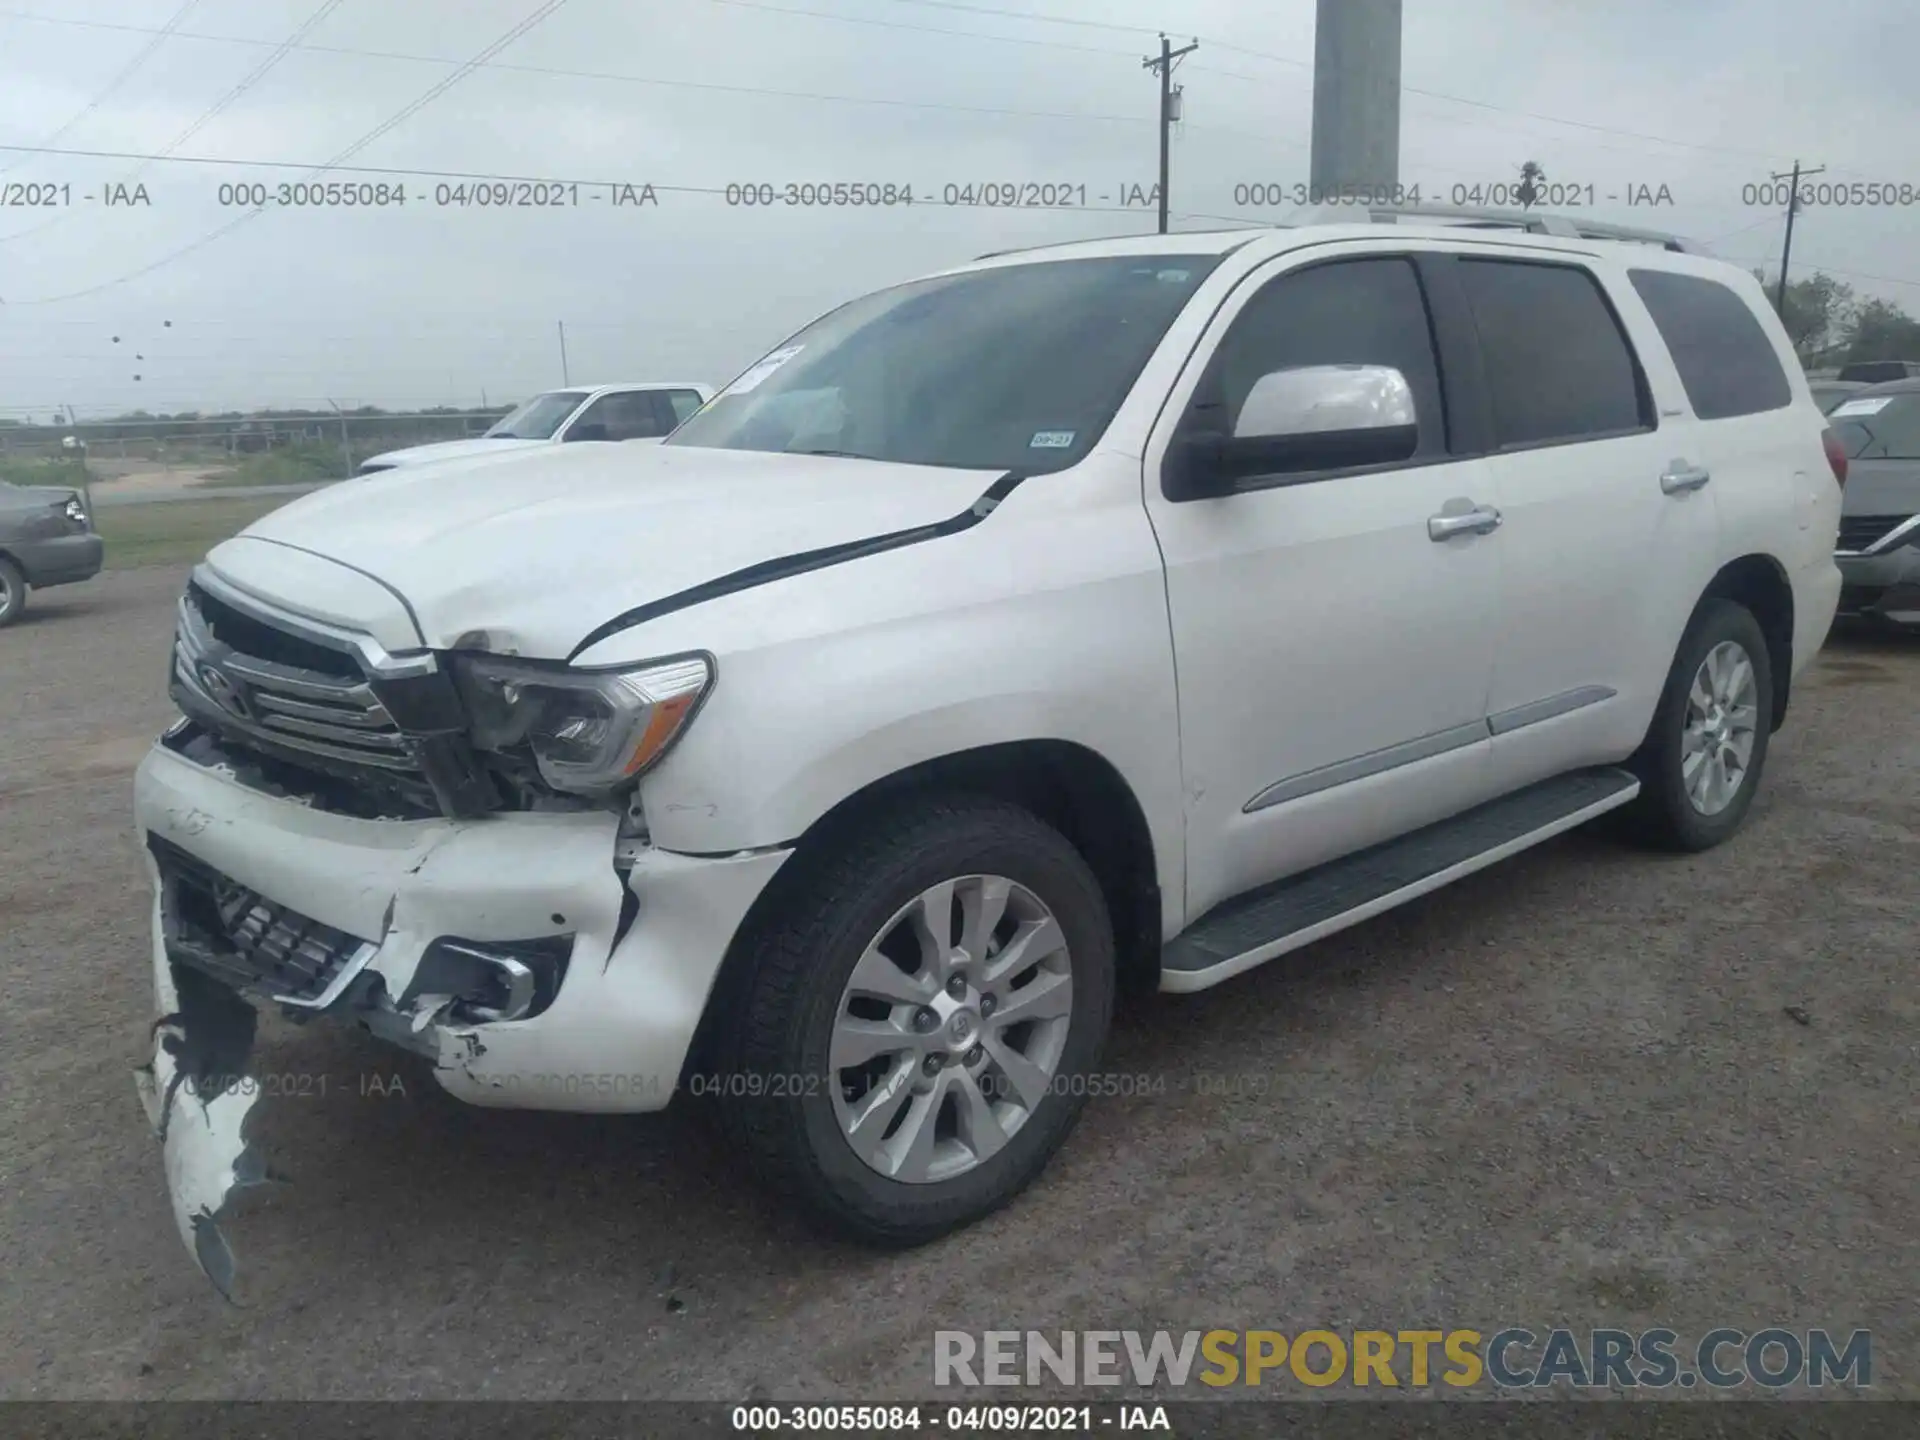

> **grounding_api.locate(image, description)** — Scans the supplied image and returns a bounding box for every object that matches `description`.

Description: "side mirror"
[1164,364,1419,500]
[565,422,610,443]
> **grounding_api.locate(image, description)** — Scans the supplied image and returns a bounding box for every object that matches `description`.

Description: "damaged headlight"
[451,652,713,794]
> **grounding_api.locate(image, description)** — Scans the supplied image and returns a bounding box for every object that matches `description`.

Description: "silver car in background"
[0,479,103,627]
[1829,379,1920,631]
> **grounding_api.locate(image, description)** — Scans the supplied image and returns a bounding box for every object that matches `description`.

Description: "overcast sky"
[0,0,1915,418]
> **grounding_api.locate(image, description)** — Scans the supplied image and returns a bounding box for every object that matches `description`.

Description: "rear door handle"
[1660,461,1712,494]
[1428,503,1503,541]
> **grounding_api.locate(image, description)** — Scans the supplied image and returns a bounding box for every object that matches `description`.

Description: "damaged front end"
[134,960,273,1302]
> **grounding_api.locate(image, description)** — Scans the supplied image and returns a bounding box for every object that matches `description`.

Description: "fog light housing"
[404,935,573,1022]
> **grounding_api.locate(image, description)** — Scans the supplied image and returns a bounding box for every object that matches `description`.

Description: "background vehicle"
[1829,379,1920,630]
[134,210,1841,1288]
[1835,360,1920,384]
[1811,378,1868,413]
[355,381,713,473]
[0,480,102,627]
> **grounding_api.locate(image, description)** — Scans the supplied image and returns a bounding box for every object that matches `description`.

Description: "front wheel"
[1622,598,1774,851]
[0,557,26,628]
[714,796,1116,1246]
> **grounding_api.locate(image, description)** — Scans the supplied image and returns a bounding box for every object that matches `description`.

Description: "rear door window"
[664,389,706,425]
[1627,269,1792,420]
[1457,258,1650,448]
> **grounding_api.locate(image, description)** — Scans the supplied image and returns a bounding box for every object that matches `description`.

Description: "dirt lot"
[0,567,1915,1402]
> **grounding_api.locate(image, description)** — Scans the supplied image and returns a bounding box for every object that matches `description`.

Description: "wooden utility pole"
[1770,160,1825,315]
[1144,35,1198,234]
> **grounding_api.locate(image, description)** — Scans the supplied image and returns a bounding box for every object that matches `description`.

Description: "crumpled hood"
[361,436,546,468]
[0,483,80,511]
[216,443,1001,658]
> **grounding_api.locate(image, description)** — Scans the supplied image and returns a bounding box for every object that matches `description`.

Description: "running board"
[1159,766,1641,994]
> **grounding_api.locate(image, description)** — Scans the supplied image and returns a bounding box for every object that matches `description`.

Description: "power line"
[0,2,1874,178]
[0,0,351,245]
[7,1,586,304]
[0,0,205,177]
[701,0,1141,57]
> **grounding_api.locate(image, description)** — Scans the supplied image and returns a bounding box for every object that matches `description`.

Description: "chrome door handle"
[1428,504,1503,541]
[1660,461,1712,494]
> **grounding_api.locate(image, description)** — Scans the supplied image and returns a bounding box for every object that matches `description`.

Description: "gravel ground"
[1,566,1914,1402]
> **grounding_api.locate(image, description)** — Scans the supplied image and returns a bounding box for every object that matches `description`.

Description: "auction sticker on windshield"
[1831,396,1894,416]
[1030,430,1076,448]
[726,344,804,396]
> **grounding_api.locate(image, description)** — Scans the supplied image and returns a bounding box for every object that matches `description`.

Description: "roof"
[1850,376,1920,397]
[573,380,714,396]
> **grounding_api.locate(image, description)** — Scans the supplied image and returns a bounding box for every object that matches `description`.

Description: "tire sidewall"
[0,560,24,627]
[782,807,1115,1236]
[1644,600,1773,848]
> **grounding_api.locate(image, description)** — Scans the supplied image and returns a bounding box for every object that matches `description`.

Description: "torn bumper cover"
[132,741,791,1293]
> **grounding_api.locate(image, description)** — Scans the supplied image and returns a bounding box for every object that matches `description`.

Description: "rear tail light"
[1822,427,1849,488]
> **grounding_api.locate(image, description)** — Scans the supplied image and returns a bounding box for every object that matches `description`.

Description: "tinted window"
[485,390,588,440]
[1830,393,1920,459]
[665,389,705,425]
[1458,259,1647,447]
[1628,269,1792,420]
[668,254,1221,474]
[1837,360,1919,383]
[571,390,672,440]
[1193,256,1445,458]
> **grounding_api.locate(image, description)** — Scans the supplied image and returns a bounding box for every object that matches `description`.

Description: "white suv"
[135,214,1843,1291]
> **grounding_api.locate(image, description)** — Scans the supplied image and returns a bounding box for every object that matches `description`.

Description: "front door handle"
[1428,503,1503,541]
[1660,460,1712,495]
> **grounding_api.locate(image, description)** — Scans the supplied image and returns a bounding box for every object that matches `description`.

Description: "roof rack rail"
[1302,202,1707,254]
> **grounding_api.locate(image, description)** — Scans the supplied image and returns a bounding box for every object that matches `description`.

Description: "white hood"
[360,436,547,469]
[209,443,1001,659]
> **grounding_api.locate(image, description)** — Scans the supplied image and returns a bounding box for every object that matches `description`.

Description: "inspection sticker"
[725,344,804,396]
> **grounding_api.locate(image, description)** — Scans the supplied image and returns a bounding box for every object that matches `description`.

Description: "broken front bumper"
[132,739,792,1292]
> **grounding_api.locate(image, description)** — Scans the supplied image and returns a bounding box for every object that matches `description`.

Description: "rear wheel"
[714,795,1115,1246]
[0,558,27,628]
[1622,598,1773,851]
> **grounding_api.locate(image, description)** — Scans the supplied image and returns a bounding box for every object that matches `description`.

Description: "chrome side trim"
[1243,720,1489,813]
[192,563,438,678]
[1487,685,1617,736]
[1835,513,1920,558]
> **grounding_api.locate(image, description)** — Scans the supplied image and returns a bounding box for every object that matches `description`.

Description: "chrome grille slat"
[171,586,424,779]
[250,691,394,729]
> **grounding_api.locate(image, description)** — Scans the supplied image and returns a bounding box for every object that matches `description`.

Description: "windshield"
[1830,392,1920,459]
[667,254,1221,474]
[484,390,588,439]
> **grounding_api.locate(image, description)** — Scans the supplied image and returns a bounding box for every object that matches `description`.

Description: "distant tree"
[1841,297,1920,364]
[1754,269,1857,368]
[1515,160,1547,208]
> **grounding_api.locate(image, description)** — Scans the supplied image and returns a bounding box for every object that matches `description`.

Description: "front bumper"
[16,531,103,587]
[1835,546,1920,629]
[133,740,791,1290]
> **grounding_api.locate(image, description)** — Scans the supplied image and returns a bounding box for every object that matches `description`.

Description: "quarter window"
[1628,268,1792,421]
[1458,259,1649,448]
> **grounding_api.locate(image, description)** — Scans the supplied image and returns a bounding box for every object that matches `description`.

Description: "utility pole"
[1143,34,1198,234]
[1770,160,1824,316]
[557,320,571,385]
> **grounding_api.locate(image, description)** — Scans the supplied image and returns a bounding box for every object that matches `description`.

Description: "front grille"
[173,583,421,777]
[1836,515,1912,553]
[152,835,370,1005]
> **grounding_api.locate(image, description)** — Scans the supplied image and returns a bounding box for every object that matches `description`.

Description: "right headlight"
[450,651,713,795]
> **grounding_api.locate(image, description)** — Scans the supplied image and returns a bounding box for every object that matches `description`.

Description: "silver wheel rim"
[830,874,1073,1185]
[1682,639,1759,816]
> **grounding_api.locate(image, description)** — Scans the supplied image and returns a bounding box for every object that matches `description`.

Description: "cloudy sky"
[0,0,1914,418]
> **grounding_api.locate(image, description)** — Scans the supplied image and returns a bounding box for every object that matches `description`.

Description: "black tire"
[1621,598,1774,852]
[713,794,1115,1247]
[0,557,26,628]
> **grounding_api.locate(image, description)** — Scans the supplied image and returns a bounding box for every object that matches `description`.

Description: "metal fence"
[0,410,511,483]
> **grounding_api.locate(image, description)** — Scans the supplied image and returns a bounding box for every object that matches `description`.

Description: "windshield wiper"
[793,447,874,460]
